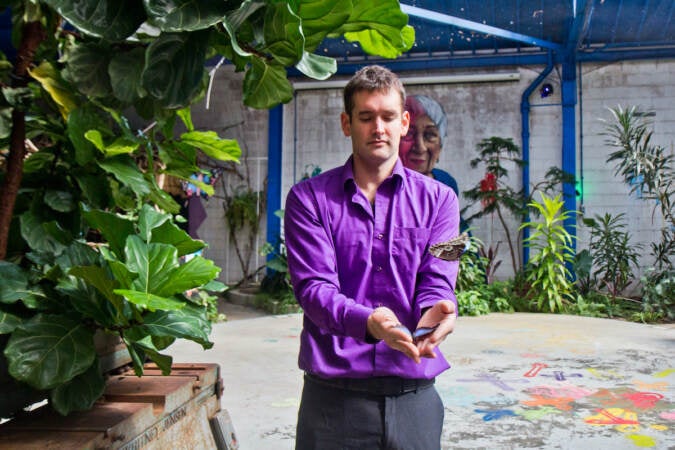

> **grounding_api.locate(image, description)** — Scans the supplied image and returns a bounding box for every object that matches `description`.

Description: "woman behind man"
[400,95,467,231]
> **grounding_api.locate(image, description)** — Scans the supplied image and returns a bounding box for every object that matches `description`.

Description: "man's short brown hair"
[343,65,406,118]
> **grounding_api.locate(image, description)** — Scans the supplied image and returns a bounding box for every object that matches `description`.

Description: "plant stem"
[495,205,518,276]
[0,21,46,260]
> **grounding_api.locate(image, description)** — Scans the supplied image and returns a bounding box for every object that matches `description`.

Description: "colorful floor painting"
[435,317,674,450]
[170,310,674,450]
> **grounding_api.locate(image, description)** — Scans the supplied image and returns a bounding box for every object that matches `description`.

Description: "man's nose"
[373,117,386,133]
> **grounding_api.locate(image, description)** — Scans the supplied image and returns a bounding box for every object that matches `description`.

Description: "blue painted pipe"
[520,51,554,267]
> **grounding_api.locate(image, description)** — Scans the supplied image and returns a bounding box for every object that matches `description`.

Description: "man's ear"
[340,112,351,137]
[401,110,410,136]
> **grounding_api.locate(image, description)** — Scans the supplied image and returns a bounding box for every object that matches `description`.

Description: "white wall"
[190,60,675,285]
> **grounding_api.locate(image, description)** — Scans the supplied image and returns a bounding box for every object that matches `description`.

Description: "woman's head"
[399,95,447,176]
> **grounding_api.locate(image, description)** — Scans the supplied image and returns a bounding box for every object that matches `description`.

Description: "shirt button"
[375,266,383,272]
[377,233,384,240]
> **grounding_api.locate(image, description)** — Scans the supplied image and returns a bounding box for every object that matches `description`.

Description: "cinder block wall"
[190,65,270,285]
[191,60,674,286]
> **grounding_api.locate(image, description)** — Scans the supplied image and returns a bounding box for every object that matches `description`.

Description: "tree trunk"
[0,21,46,260]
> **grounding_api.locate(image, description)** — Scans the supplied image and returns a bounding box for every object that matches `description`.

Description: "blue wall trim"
[561,56,578,253]
[520,51,554,266]
[266,105,283,263]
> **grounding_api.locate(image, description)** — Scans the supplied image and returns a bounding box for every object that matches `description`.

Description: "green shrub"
[583,213,641,298]
[641,269,674,321]
[521,193,576,313]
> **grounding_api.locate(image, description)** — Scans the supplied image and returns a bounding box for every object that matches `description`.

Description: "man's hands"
[366,300,456,363]
[415,300,456,359]
[367,307,422,363]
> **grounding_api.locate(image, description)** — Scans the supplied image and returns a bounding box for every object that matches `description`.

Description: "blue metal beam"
[577,47,675,61]
[561,55,577,252]
[266,105,283,264]
[400,4,563,51]
[566,0,596,53]
[323,53,552,76]
[520,51,555,266]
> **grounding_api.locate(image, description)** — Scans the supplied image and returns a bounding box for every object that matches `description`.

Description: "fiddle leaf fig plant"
[2,204,221,415]
[0,0,414,418]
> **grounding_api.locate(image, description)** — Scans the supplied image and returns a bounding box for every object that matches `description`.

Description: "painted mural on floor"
[436,331,674,449]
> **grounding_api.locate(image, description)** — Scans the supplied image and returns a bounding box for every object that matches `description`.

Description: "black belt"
[305,373,435,396]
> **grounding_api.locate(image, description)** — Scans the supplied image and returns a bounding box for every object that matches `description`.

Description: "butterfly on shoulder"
[428,232,470,261]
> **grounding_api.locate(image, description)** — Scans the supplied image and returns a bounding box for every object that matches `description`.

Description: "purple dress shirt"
[284,157,459,380]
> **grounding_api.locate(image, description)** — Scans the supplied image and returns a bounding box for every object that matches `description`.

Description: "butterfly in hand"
[429,232,470,261]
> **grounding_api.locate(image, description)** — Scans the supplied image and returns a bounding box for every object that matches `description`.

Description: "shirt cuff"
[344,303,374,342]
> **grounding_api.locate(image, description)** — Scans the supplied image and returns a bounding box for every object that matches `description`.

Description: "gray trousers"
[295,375,444,450]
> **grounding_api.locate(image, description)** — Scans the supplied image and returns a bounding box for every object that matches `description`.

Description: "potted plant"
[0,0,414,418]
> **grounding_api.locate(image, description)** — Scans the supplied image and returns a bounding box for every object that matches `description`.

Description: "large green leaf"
[344,24,415,59]
[294,0,352,51]
[20,211,67,255]
[221,17,253,59]
[137,204,171,242]
[158,140,197,172]
[330,0,414,58]
[50,360,106,416]
[67,106,109,166]
[62,42,114,98]
[295,51,336,80]
[66,266,128,324]
[157,256,219,297]
[125,334,173,375]
[152,220,206,257]
[5,314,96,390]
[82,209,135,257]
[0,106,11,139]
[0,261,28,304]
[123,336,147,376]
[227,0,265,29]
[42,0,146,41]
[85,130,140,157]
[147,185,181,214]
[109,47,148,104]
[124,236,179,295]
[28,61,78,119]
[262,2,304,66]
[107,259,137,291]
[133,306,213,348]
[179,130,241,162]
[56,274,119,327]
[75,173,113,210]
[0,310,22,334]
[145,0,231,32]
[2,86,32,111]
[44,190,76,213]
[114,290,186,312]
[97,155,151,198]
[242,57,293,109]
[141,31,209,108]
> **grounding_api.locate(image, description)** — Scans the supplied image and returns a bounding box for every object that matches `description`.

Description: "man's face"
[399,112,442,176]
[341,88,409,168]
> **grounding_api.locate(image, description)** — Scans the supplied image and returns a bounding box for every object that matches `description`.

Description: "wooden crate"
[0,363,236,450]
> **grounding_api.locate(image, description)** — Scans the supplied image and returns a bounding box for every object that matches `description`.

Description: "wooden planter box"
[1,331,132,419]
[0,363,237,450]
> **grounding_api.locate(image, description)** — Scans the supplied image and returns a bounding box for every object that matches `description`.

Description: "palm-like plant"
[520,193,576,313]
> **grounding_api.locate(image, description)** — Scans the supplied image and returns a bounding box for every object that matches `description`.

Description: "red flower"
[480,172,497,208]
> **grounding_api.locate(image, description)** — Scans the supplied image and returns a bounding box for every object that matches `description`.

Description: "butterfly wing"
[429,232,470,261]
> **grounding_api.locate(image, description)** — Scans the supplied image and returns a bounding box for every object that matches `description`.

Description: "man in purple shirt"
[285,65,460,449]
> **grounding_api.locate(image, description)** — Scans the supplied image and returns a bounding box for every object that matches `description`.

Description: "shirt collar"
[341,156,406,192]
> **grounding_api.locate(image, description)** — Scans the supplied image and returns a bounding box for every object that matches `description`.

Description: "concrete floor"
[170,304,675,450]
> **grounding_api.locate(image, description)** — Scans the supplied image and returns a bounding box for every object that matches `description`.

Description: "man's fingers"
[395,339,421,363]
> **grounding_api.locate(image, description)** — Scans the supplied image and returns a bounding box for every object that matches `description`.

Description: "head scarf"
[406,95,447,146]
